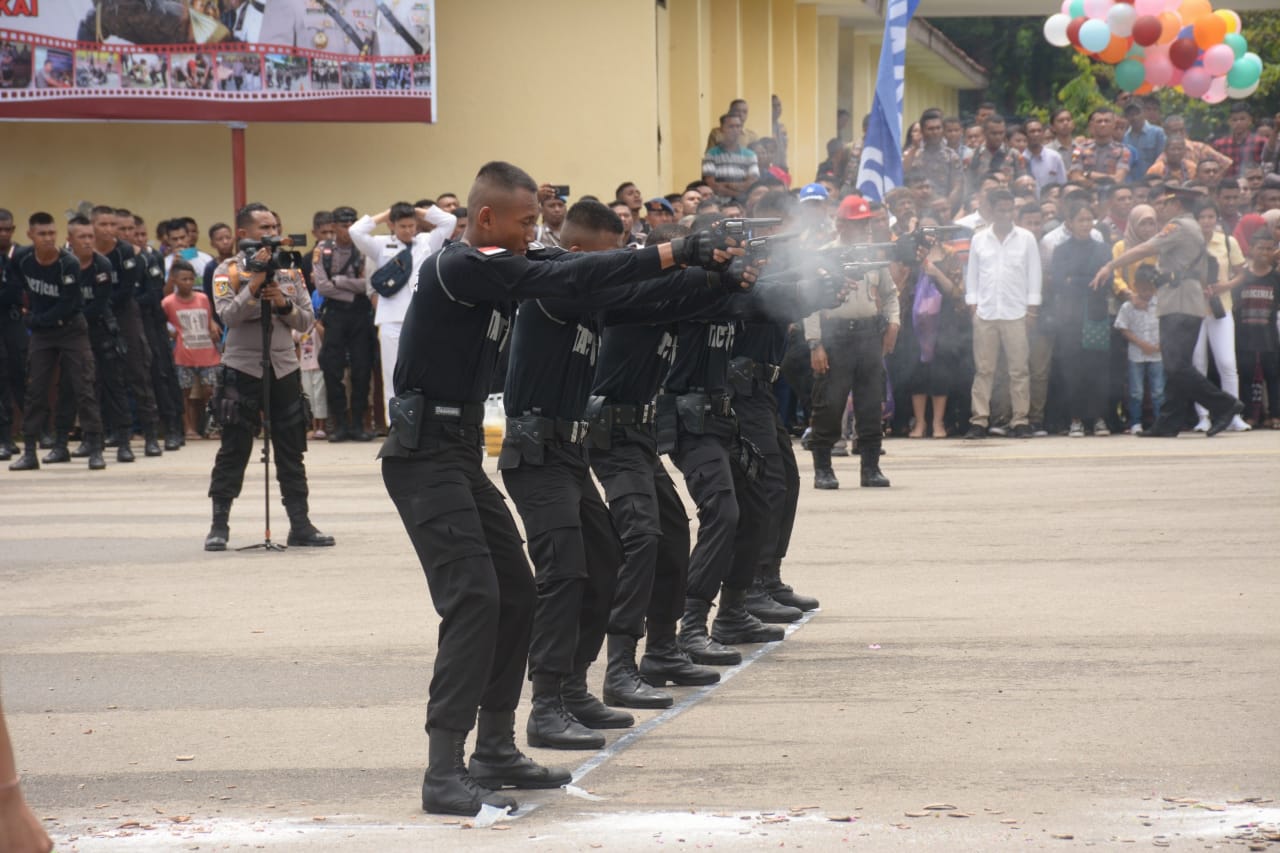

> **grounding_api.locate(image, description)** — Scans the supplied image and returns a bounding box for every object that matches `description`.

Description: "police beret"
[1155,183,1207,204]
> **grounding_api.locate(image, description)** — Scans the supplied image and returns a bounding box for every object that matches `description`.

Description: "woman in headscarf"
[1111,204,1160,298]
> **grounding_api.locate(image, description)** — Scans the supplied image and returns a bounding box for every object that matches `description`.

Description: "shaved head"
[560,200,625,252]
[464,160,542,254]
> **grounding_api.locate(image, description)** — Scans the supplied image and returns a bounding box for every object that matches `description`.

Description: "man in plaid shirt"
[1070,108,1131,187]
[967,115,1025,195]
[1213,103,1267,180]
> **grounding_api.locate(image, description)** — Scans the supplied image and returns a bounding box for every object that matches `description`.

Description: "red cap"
[837,195,873,221]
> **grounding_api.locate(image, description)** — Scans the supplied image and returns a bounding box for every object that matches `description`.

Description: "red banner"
[0,1,435,123]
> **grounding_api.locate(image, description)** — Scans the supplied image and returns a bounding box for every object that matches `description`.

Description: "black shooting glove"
[670,230,731,271]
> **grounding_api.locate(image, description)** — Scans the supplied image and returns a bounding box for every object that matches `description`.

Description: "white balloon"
[1106,3,1137,38]
[1044,13,1073,47]
[1226,80,1260,99]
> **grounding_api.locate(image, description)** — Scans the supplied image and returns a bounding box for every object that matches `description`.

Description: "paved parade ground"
[2,433,1278,851]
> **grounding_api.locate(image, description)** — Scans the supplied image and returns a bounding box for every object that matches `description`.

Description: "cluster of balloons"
[1043,0,1264,103]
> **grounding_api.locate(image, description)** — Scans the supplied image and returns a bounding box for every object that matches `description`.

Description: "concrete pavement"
[1,432,1277,851]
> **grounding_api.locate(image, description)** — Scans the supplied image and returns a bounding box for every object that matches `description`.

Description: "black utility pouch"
[728,357,755,398]
[499,415,547,468]
[655,394,679,455]
[675,393,709,436]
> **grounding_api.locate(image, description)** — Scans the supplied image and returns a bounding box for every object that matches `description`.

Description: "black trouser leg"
[208,367,309,502]
[671,432,739,602]
[575,479,622,670]
[772,422,800,562]
[849,330,886,444]
[726,449,769,591]
[0,312,28,438]
[649,459,690,626]
[320,309,353,426]
[1154,314,1237,433]
[591,440,662,639]
[809,335,856,450]
[143,308,182,424]
[117,301,158,427]
[383,440,536,731]
[23,322,101,438]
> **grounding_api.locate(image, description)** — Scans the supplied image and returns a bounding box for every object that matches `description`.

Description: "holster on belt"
[728,357,755,398]
[583,395,612,451]
[498,415,547,468]
[733,434,766,483]
[655,393,679,455]
[388,391,425,451]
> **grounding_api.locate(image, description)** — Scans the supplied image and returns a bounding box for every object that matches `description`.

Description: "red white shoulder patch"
[476,246,508,256]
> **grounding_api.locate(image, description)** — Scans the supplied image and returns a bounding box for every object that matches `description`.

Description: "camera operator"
[805,195,898,489]
[204,203,334,551]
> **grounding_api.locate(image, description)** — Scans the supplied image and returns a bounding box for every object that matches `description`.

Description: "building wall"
[3,0,661,247]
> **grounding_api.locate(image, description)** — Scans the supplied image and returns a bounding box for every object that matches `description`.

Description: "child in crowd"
[1114,265,1164,435]
[1227,229,1280,428]
[294,320,327,440]
[161,260,222,437]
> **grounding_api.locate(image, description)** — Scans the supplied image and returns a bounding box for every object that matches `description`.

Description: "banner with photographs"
[0,1,434,123]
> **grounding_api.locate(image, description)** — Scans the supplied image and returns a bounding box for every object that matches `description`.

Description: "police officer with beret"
[205,203,334,552]
[379,161,732,816]
[312,206,374,442]
[8,213,105,472]
[805,194,899,489]
[1090,183,1242,436]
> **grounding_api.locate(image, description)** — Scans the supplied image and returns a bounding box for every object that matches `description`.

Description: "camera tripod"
[237,293,287,552]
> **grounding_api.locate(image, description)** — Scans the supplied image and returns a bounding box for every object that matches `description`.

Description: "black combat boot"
[284,499,335,547]
[812,447,839,490]
[467,710,571,790]
[422,727,517,816]
[561,667,634,729]
[42,431,71,464]
[525,674,605,750]
[86,433,106,471]
[711,586,785,645]
[327,415,351,443]
[744,578,803,623]
[38,429,54,450]
[859,442,890,487]
[350,411,374,442]
[164,416,183,451]
[116,427,135,463]
[760,559,819,611]
[204,498,232,551]
[601,634,673,709]
[143,425,163,457]
[71,437,91,458]
[8,438,39,471]
[0,434,12,462]
[677,597,742,666]
[640,621,720,687]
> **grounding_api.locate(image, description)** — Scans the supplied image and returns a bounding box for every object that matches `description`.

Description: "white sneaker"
[1128,424,1143,435]
[1068,420,1084,437]
[1193,418,1210,433]
[1093,419,1110,437]
[988,424,1008,437]
[1228,415,1252,432]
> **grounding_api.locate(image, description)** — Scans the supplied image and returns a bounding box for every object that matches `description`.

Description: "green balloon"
[1223,32,1247,60]
[1069,0,1085,18]
[1126,44,1145,60]
[1227,52,1262,90]
[1115,59,1145,93]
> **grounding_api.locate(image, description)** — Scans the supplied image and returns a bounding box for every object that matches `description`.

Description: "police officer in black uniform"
[379,162,733,816]
[8,213,105,472]
[91,205,162,459]
[50,217,129,466]
[312,206,375,442]
[0,208,26,461]
[726,193,821,622]
[205,203,334,551]
[125,210,185,451]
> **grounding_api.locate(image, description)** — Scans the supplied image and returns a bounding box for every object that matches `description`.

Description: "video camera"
[238,235,296,276]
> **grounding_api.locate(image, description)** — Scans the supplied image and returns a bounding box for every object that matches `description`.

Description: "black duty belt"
[512,414,589,445]
[423,398,485,426]
[322,295,371,313]
[672,390,733,418]
[826,317,883,334]
[607,402,655,427]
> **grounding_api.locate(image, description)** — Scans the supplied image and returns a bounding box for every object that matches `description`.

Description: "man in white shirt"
[1024,119,1067,192]
[163,219,214,279]
[350,201,456,423]
[964,188,1042,439]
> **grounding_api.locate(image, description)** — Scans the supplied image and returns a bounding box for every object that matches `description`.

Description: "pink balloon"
[1181,66,1212,98]
[1145,42,1169,61]
[1169,66,1184,86]
[1203,75,1228,104]
[1145,55,1174,86]
[1134,0,1162,13]
[1084,0,1113,19]
[1202,43,1235,76]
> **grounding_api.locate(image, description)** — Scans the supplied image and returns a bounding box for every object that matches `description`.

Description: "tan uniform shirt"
[804,246,899,340]
[1149,214,1209,318]
[212,257,315,378]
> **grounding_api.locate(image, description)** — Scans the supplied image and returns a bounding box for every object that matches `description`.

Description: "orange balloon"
[1193,13,1226,48]
[1157,11,1182,45]
[1098,36,1132,65]
[1134,82,1154,95]
[1179,0,1211,22]
[1214,9,1241,34]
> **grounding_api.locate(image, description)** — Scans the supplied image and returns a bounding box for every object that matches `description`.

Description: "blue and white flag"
[855,0,920,202]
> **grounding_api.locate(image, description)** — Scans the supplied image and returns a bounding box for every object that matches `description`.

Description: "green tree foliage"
[932,11,1279,136]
